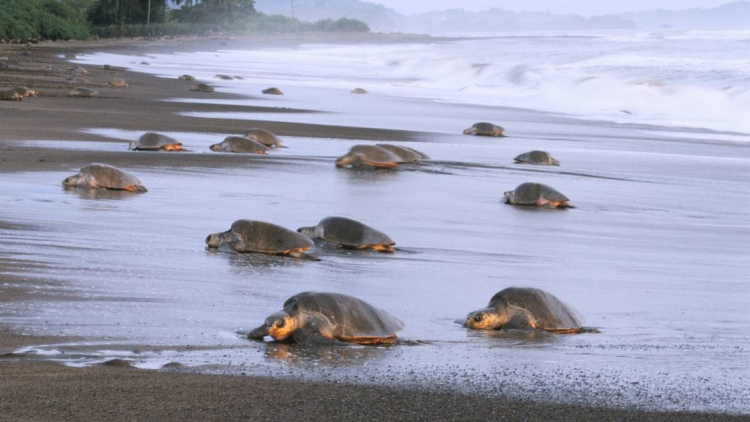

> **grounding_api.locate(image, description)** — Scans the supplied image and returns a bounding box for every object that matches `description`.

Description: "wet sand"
[1,36,748,421]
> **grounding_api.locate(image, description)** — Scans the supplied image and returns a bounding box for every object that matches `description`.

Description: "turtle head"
[62,174,82,187]
[550,158,560,166]
[209,142,222,152]
[297,225,322,239]
[464,308,505,330]
[266,311,298,341]
[62,173,95,189]
[462,127,475,135]
[502,190,516,204]
[335,152,364,168]
[205,230,235,249]
[128,141,138,150]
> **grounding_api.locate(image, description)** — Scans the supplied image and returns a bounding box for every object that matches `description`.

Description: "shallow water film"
[2,33,750,414]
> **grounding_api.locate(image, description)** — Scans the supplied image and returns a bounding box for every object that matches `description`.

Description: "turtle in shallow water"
[464,287,596,334]
[101,64,120,71]
[206,220,315,260]
[68,87,98,97]
[262,87,283,95]
[214,74,234,80]
[335,145,402,169]
[209,136,268,154]
[107,78,128,88]
[247,291,404,345]
[503,182,572,209]
[298,216,395,252]
[375,144,429,163]
[62,163,147,193]
[189,83,214,93]
[243,128,285,148]
[513,150,559,166]
[129,132,183,151]
[178,74,196,81]
[463,122,505,137]
[351,88,367,94]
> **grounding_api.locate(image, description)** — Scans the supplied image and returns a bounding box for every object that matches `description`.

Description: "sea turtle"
[214,74,233,80]
[178,74,196,81]
[247,291,404,345]
[14,86,38,98]
[298,216,395,252]
[375,144,429,163]
[513,150,559,166]
[335,145,402,169]
[243,128,285,148]
[503,182,572,209]
[463,122,505,137]
[464,287,594,334]
[262,87,283,95]
[206,220,315,260]
[101,64,119,71]
[71,66,89,76]
[129,132,183,151]
[351,88,367,94]
[107,78,128,88]
[190,83,214,93]
[68,87,98,97]
[62,163,147,193]
[209,136,268,154]
[0,89,22,101]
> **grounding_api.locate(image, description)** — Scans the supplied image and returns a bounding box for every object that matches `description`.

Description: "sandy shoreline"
[1,35,747,421]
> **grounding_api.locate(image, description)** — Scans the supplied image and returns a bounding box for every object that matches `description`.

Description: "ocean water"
[1,30,749,413]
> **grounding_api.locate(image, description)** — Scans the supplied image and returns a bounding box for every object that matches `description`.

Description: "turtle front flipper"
[291,327,341,346]
[247,324,269,340]
[286,249,320,261]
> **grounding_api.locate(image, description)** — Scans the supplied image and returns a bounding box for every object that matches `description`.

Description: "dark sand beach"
[1,36,749,421]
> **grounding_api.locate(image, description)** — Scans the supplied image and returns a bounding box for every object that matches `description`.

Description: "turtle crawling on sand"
[503,182,572,209]
[189,83,214,93]
[206,220,315,260]
[68,87,98,97]
[178,74,196,81]
[13,86,38,98]
[298,216,395,252]
[262,87,283,95]
[375,144,429,163]
[129,132,183,151]
[247,291,404,345]
[214,74,234,80]
[351,88,367,94]
[243,129,285,148]
[62,163,147,193]
[513,150,559,166]
[107,78,128,88]
[335,145,402,169]
[464,287,596,334]
[209,136,268,154]
[463,122,505,137]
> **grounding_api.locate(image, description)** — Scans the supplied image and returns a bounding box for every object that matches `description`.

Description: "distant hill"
[616,1,750,28]
[253,0,399,30]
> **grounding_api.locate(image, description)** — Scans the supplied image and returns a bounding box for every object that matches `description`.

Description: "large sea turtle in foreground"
[206,220,315,260]
[243,128,285,148]
[62,163,147,193]
[376,144,430,163]
[463,122,505,137]
[298,216,395,252]
[514,150,559,166]
[335,145,402,169]
[209,136,268,154]
[464,287,596,334]
[129,132,183,151]
[247,291,404,345]
[503,182,572,209]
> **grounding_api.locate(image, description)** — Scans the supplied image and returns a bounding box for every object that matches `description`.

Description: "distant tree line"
[0,0,369,41]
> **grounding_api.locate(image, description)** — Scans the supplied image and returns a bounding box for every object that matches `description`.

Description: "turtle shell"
[464,122,504,136]
[336,145,401,168]
[489,287,584,332]
[107,78,128,88]
[243,129,283,147]
[262,87,283,95]
[70,163,146,192]
[514,150,558,165]
[375,144,428,162]
[315,217,394,248]
[190,83,214,92]
[69,87,98,97]
[133,132,181,150]
[512,183,569,204]
[211,136,268,153]
[285,292,404,339]
[231,220,313,253]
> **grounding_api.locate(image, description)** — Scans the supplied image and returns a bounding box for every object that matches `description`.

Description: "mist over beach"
[1,0,749,420]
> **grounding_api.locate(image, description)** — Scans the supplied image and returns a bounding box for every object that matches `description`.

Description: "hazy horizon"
[368,0,740,16]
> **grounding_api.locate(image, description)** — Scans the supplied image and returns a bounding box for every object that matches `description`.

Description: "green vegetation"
[0,0,369,41]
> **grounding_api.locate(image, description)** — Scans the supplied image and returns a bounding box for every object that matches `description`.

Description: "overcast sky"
[369,0,737,16]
